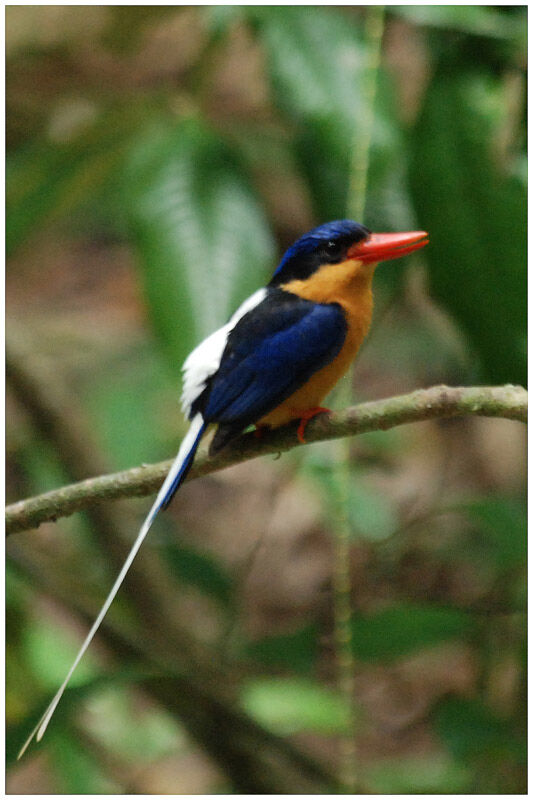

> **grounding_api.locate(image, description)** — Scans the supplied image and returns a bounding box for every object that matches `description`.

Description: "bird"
[19,219,428,756]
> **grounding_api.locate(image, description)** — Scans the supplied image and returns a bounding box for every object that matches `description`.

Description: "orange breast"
[258,258,376,428]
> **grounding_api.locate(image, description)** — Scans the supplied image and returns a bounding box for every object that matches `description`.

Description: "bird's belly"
[258,334,361,428]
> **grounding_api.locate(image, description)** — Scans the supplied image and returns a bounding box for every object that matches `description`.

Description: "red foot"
[296,407,330,444]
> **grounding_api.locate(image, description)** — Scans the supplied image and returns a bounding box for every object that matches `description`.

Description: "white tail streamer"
[18,414,205,759]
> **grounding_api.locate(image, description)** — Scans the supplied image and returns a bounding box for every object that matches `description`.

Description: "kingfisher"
[20,219,428,755]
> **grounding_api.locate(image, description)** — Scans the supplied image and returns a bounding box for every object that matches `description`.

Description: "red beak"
[347,231,429,264]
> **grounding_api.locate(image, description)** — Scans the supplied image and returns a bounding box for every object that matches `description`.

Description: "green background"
[6,6,526,794]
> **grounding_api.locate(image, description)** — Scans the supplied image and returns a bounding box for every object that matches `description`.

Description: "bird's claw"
[296,407,330,443]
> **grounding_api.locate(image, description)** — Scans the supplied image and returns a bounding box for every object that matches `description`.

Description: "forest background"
[6,5,526,794]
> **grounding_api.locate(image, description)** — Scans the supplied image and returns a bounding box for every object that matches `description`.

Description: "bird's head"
[269,220,428,288]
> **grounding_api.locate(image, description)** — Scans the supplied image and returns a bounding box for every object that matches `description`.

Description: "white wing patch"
[180,325,232,416]
[181,288,267,417]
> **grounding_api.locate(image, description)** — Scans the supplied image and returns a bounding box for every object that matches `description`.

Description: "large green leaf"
[367,755,470,794]
[393,5,526,41]
[435,697,526,764]
[161,536,234,608]
[246,624,318,674]
[350,604,476,662]
[241,677,352,735]
[260,7,366,121]
[83,342,176,469]
[303,456,398,542]
[50,729,118,794]
[23,616,98,691]
[409,66,526,385]
[257,7,403,224]
[247,604,475,672]
[6,671,145,768]
[124,115,275,369]
[458,497,526,570]
[82,683,182,760]
[7,677,108,767]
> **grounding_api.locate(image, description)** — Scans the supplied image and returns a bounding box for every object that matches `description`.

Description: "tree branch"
[6,384,527,536]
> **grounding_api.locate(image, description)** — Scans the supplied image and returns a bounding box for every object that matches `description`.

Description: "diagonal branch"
[6,383,527,536]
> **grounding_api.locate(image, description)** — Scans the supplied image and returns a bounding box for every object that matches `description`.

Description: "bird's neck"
[280,259,376,337]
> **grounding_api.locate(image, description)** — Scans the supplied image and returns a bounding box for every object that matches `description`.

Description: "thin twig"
[6,384,527,536]
[347,5,386,222]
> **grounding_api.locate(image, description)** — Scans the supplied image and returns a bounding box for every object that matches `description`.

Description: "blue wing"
[196,289,347,444]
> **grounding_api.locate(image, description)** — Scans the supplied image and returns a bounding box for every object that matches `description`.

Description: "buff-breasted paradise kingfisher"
[20,219,428,756]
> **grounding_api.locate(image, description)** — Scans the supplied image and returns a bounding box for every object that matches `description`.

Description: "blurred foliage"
[125,115,275,364]
[410,64,526,386]
[6,5,526,795]
[241,676,352,735]
[367,753,470,794]
[162,533,235,608]
[247,604,477,668]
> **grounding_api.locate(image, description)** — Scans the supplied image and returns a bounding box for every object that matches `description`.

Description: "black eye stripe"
[269,222,371,287]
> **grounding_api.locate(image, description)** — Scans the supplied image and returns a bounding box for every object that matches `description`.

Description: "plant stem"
[334,6,386,791]
[347,5,386,223]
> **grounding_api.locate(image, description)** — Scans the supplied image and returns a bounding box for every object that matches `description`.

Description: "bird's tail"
[18,413,206,759]
[159,414,207,510]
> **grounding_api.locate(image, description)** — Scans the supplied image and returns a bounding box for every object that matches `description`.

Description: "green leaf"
[350,604,476,662]
[247,604,475,672]
[241,677,352,735]
[246,624,318,674]
[344,477,397,541]
[435,697,526,764]
[16,437,70,497]
[6,676,112,767]
[303,457,398,541]
[367,755,470,794]
[162,537,234,607]
[258,7,402,222]
[83,342,176,470]
[458,497,526,570]
[83,683,183,759]
[50,728,118,794]
[204,5,245,36]
[392,5,526,41]
[24,617,98,691]
[409,67,526,386]
[260,7,366,121]
[124,115,275,370]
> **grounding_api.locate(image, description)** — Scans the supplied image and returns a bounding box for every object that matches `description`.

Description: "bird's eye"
[322,240,343,261]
